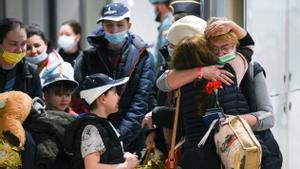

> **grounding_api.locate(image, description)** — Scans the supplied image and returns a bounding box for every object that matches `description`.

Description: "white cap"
[167,15,207,45]
[42,62,78,91]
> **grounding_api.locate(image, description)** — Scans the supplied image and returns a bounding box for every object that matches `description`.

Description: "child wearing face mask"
[57,20,82,67]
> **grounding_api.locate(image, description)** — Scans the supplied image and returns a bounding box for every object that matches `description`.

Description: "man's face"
[153,3,163,22]
[102,19,131,34]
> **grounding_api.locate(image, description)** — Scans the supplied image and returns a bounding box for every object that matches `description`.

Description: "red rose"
[206,80,222,94]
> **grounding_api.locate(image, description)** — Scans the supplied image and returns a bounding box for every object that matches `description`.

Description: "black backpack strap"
[253,61,266,77]
[22,61,34,95]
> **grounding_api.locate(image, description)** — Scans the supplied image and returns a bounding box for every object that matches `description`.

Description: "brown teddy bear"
[0,91,32,168]
[0,91,32,148]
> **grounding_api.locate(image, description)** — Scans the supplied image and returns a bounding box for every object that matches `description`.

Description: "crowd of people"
[0,0,282,169]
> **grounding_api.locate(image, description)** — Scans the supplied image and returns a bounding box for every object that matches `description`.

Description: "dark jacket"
[58,48,81,67]
[0,59,42,99]
[64,113,125,169]
[218,64,250,115]
[24,108,75,169]
[74,29,155,152]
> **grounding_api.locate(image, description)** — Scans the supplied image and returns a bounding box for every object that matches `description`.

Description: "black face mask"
[154,8,161,22]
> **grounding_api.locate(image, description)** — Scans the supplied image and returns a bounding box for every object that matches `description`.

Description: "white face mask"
[57,35,76,51]
[25,51,48,64]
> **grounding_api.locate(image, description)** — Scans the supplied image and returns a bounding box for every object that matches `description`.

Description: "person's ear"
[43,92,47,101]
[98,95,106,104]
[75,34,81,43]
[127,21,132,30]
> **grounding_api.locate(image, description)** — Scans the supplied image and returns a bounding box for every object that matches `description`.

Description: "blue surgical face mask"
[168,46,173,57]
[217,51,236,65]
[104,31,128,45]
[25,51,48,64]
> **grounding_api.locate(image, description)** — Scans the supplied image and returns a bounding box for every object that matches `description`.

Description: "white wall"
[288,0,300,91]
[26,0,49,37]
[246,0,300,168]
[56,0,80,26]
[5,0,24,21]
[113,0,159,53]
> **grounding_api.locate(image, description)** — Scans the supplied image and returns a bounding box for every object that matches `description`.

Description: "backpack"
[247,62,283,169]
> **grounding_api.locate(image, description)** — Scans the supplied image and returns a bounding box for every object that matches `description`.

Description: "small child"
[42,70,79,116]
[64,73,138,169]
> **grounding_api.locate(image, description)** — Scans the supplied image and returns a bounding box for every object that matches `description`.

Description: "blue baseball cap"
[96,3,131,24]
[80,73,129,105]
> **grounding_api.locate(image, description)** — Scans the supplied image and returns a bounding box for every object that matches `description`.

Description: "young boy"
[64,73,139,169]
[42,70,79,116]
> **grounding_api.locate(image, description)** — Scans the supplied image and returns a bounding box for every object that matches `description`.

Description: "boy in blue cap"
[64,73,138,169]
[42,66,79,115]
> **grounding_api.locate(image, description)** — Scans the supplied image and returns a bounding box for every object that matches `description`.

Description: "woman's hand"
[205,19,247,39]
[202,65,234,86]
[240,114,257,128]
[205,20,233,38]
[141,111,155,129]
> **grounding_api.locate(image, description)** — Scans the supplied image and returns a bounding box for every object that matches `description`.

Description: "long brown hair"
[171,34,218,70]
[171,34,219,116]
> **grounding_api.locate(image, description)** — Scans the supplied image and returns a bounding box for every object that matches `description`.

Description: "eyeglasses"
[210,44,235,54]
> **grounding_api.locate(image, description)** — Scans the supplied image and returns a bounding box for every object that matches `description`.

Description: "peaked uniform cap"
[170,0,201,16]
